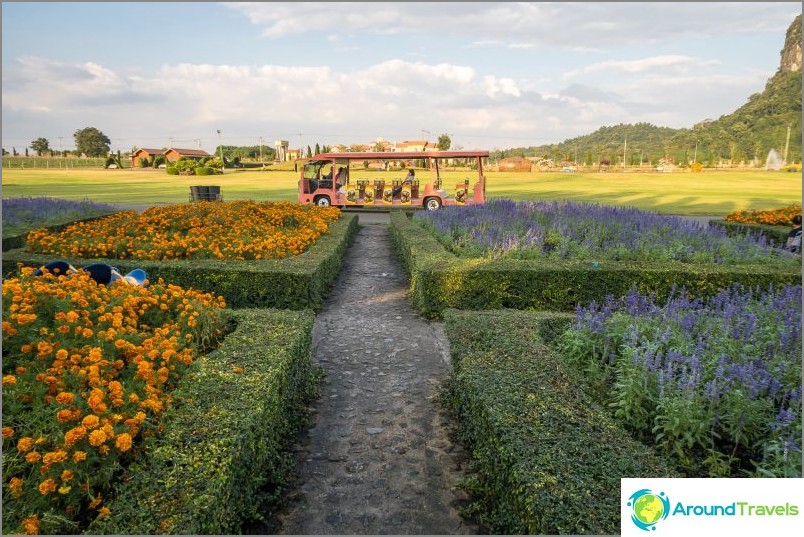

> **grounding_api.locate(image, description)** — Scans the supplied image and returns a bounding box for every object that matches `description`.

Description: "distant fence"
[2,157,108,169]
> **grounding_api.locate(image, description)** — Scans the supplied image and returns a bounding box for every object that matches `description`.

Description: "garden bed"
[3,210,358,310]
[1,269,229,534]
[390,203,801,318]
[443,309,681,535]
[88,308,316,535]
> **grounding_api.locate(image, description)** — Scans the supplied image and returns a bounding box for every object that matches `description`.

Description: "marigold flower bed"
[724,204,802,226]
[24,201,341,261]
[1,269,227,534]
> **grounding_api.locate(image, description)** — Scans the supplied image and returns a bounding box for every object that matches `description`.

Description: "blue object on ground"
[32,260,77,277]
[32,260,147,286]
[82,263,123,285]
[123,268,147,286]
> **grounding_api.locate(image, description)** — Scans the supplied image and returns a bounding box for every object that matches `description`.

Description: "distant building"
[130,148,165,167]
[163,148,211,163]
[275,140,289,161]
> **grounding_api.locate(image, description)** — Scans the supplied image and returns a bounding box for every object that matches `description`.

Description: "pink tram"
[298,150,489,210]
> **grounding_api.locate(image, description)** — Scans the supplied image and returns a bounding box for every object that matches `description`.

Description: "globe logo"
[627,489,670,531]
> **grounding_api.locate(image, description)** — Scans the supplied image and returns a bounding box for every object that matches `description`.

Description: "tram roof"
[307,150,489,162]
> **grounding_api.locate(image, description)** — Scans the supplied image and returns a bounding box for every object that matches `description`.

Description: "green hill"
[511,14,801,168]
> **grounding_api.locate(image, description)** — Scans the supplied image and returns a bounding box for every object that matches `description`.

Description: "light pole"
[693,139,699,165]
[217,130,224,173]
[258,137,264,164]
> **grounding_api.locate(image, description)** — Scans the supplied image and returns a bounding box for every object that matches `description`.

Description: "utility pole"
[169,137,174,148]
[259,137,264,163]
[217,130,224,173]
[783,124,791,165]
[693,140,699,165]
[622,135,627,168]
[194,138,201,149]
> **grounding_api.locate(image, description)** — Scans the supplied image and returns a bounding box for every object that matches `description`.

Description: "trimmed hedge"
[444,309,681,535]
[390,212,801,318]
[3,214,359,310]
[708,219,791,247]
[88,308,317,535]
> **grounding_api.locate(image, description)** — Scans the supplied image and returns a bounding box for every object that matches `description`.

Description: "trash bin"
[208,186,221,201]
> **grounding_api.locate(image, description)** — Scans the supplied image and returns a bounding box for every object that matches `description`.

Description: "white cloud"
[564,55,720,78]
[0,51,779,151]
[223,2,800,48]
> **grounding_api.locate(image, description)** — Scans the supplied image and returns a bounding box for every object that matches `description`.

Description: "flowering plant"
[724,205,802,226]
[25,201,341,261]
[558,284,802,477]
[2,268,227,534]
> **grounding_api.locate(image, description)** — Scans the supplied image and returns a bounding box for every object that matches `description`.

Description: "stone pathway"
[276,222,479,535]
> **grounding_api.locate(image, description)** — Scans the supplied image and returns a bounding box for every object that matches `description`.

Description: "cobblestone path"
[277,222,479,535]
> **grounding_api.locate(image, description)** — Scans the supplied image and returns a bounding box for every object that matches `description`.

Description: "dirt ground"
[272,221,481,535]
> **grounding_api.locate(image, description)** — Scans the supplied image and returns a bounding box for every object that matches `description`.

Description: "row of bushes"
[166,166,219,176]
[2,214,359,310]
[89,308,317,534]
[389,212,800,318]
[443,309,680,534]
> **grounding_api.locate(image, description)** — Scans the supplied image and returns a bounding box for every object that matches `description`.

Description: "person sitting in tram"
[393,169,415,197]
[334,166,347,188]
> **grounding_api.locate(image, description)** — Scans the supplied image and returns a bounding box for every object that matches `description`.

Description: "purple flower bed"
[558,283,802,477]
[2,197,118,237]
[413,199,793,265]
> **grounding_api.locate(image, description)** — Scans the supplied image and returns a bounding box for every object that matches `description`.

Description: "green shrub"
[153,155,166,167]
[195,166,213,176]
[88,308,317,534]
[708,219,790,248]
[390,213,801,318]
[139,157,150,168]
[2,215,359,310]
[443,309,680,535]
[166,166,178,175]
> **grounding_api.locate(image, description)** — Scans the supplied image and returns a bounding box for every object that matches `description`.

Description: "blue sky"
[2,2,801,153]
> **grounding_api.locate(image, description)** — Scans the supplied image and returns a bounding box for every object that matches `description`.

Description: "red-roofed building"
[130,148,165,167]
[164,148,212,163]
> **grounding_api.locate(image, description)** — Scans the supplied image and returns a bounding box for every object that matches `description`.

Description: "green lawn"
[1,167,801,216]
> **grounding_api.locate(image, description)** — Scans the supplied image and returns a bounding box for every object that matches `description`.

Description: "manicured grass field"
[1,167,800,216]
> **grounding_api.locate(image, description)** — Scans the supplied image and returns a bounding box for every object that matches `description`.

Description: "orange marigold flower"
[88,429,107,446]
[2,375,16,386]
[58,484,72,495]
[2,427,14,438]
[115,433,133,453]
[72,451,87,463]
[64,426,86,447]
[17,437,35,452]
[21,515,40,535]
[25,452,42,463]
[61,469,74,482]
[89,494,102,509]
[42,450,67,466]
[81,415,100,429]
[65,311,79,323]
[20,344,33,353]
[42,450,68,465]
[56,392,75,405]
[98,506,111,518]
[56,409,75,423]
[56,348,69,360]
[38,478,57,495]
[9,477,24,496]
